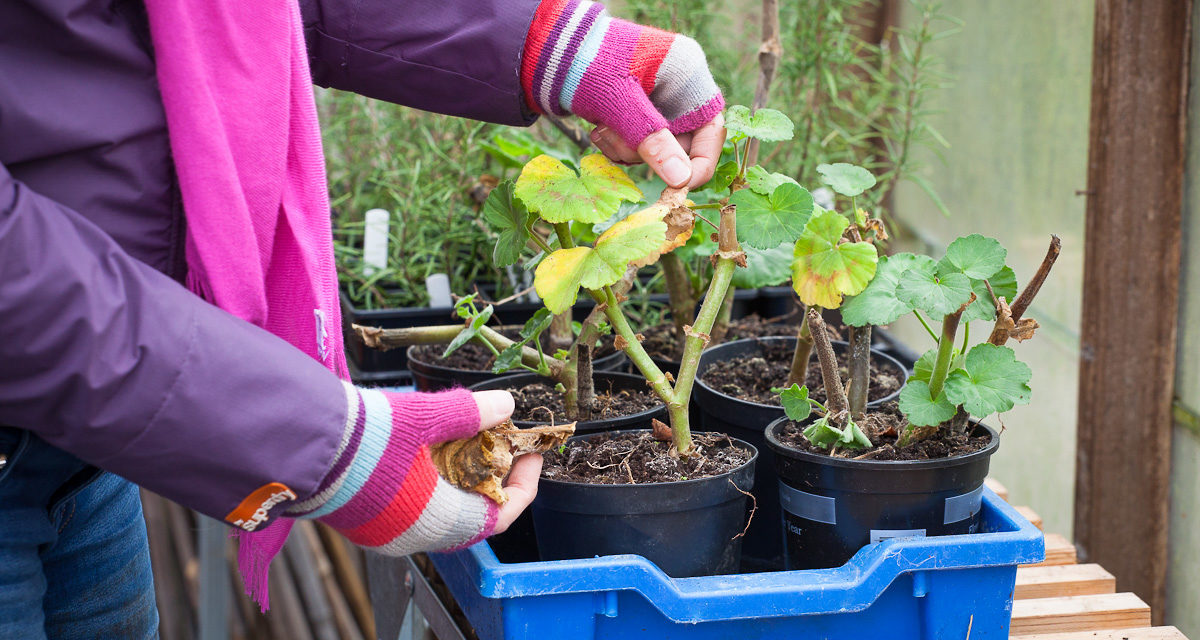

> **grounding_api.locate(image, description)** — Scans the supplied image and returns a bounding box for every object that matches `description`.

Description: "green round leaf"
[776,383,813,422]
[725,105,795,143]
[702,160,739,193]
[896,260,973,316]
[732,182,814,250]
[817,163,877,197]
[898,379,958,427]
[481,181,532,267]
[943,343,1032,417]
[937,234,1007,280]
[791,209,878,309]
[841,253,934,326]
[514,154,643,224]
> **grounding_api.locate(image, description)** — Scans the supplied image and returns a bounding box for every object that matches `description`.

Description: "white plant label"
[362,208,390,276]
[426,273,453,308]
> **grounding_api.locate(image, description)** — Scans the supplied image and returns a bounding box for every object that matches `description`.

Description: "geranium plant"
[779,228,1061,450]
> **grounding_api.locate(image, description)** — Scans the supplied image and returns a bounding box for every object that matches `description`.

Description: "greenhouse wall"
[889,0,1093,538]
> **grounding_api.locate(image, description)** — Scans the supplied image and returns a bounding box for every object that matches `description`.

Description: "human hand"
[287,385,526,556]
[522,0,727,189]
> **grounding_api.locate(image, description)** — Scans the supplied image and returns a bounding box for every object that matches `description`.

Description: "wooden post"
[1075,0,1191,623]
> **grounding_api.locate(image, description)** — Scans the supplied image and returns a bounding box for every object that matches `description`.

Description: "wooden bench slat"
[1015,505,1045,530]
[986,477,1010,501]
[1008,593,1151,636]
[1014,564,1116,600]
[1024,533,1077,567]
[1010,625,1187,640]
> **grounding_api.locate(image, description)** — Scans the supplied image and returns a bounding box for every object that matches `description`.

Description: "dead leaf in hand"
[431,421,575,504]
[651,418,673,442]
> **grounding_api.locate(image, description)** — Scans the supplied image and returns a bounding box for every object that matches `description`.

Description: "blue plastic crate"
[428,488,1044,639]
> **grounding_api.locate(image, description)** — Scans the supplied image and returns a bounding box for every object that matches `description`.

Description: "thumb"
[638,129,693,188]
[472,390,515,430]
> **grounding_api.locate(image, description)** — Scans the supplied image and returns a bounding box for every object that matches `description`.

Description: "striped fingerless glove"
[521,0,725,149]
[287,383,498,555]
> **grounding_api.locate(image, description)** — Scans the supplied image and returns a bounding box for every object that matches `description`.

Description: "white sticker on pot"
[944,485,985,524]
[870,529,926,544]
[777,482,836,525]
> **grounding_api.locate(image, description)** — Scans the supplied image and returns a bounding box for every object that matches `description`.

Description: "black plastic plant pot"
[531,429,758,578]
[471,373,669,564]
[692,336,908,572]
[765,417,999,570]
[407,344,625,393]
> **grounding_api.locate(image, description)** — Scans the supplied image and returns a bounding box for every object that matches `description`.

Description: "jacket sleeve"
[0,162,348,524]
[298,0,542,126]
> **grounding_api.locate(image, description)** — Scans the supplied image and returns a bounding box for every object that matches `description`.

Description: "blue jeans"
[0,427,159,639]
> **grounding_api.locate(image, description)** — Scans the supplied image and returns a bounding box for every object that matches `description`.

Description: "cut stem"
[785,310,814,387]
[847,325,873,418]
[351,323,567,381]
[807,308,849,421]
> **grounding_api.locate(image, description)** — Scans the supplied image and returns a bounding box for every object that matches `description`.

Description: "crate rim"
[432,487,1044,624]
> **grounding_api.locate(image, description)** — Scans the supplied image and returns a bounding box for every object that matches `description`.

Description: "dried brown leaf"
[431,421,575,504]
[651,418,673,442]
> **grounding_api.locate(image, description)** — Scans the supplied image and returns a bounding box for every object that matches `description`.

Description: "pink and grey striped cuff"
[287,383,498,555]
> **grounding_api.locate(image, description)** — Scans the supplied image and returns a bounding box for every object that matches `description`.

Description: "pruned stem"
[785,311,813,387]
[847,325,873,418]
[988,235,1061,345]
[548,312,574,353]
[807,308,849,420]
[568,308,606,421]
[352,323,567,380]
[744,0,781,168]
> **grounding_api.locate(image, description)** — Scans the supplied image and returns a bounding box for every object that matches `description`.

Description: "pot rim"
[764,416,999,470]
[694,336,910,411]
[538,428,759,489]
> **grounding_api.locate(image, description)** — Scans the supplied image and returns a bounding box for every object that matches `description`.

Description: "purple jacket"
[0,0,538,521]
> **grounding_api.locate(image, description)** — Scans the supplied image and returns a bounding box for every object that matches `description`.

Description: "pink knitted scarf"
[144,0,349,610]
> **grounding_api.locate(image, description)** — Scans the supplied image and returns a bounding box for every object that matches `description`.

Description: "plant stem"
[913,309,939,342]
[807,308,849,421]
[553,222,576,249]
[711,284,736,345]
[928,298,972,400]
[847,325,873,418]
[548,311,574,353]
[595,287,675,407]
[785,310,813,387]
[660,252,697,348]
[351,323,567,380]
[744,0,781,169]
[568,308,607,422]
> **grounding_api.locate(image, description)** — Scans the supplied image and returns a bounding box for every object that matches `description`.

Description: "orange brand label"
[225,482,297,531]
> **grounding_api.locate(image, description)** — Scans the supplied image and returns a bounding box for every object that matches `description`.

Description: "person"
[0,0,725,636]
